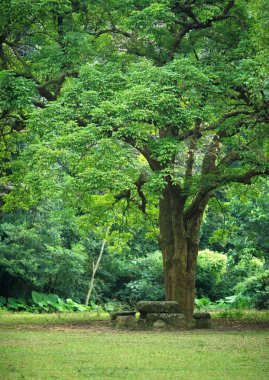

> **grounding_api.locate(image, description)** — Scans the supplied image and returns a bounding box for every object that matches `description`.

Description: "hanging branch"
[85,226,111,306]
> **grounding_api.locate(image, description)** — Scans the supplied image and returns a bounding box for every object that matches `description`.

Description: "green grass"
[0,311,109,325]
[0,312,269,380]
[212,309,269,321]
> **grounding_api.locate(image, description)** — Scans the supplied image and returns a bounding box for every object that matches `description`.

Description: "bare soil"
[3,319,269,333]
[211,318,269,331]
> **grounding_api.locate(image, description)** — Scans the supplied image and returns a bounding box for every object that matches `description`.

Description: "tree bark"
[159,184,209,321]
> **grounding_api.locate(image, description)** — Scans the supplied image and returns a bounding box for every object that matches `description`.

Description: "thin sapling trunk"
[85,227,110,306]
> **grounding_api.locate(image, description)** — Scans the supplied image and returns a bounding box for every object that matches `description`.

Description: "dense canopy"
[0,0,268,319]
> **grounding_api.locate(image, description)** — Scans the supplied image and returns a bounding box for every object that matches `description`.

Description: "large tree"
[1,0,268,319]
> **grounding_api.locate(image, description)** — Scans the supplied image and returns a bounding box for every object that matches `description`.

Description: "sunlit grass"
[212,309,269,321]
[0,310,109,325]
[1,308,268,326]
[0,311,269,379]
[0,326,268,380]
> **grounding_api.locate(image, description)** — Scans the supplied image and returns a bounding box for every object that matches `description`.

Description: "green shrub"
[224,253,264,291]
[0,209,88,302]
[196,249,227,301]
[195,297,212,311]
[235,270,269,309]
[116,251,165,305]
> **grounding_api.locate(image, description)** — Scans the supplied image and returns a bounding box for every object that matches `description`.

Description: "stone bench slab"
[137,301,181,314]
[193,312,212,328]
[115,315,137,328]
[139,312,187,328]
[193,312,211,320]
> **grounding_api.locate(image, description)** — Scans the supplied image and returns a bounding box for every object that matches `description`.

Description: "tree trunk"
[159,185,204,321]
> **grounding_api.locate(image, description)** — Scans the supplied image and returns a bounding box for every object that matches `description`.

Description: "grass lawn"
[0,311,109,325]
[0,312,269,380]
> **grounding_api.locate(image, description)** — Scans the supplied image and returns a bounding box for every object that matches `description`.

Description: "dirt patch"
[5,320,112,333]
[2,319,269,333]
[212,318,269,331]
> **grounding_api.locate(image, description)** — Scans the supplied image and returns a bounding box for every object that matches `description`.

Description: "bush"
[196,249,227,301]
[115,251,165,305]
[235,270,269,309]
[223,253,264,291]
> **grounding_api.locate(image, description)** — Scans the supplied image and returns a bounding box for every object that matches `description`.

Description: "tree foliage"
[0,0,268,315]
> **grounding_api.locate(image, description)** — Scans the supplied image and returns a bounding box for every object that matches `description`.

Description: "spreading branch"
[135,172,148,214]
[177,110,252,142]
[218,167,269,186]
[168,0,236,61]
[0,34,8,70]
[92,27,131,38]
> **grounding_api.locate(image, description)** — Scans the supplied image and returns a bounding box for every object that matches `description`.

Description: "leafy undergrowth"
[0,292,93,313]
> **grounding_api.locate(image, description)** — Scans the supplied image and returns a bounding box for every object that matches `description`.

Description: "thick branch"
[177,110,252,142]
[135,172,148,214]
[184,138,196,180]
[201,135,220,175]
[5,41,29,68]
[0,34,8,69]
[168,0,235,61]
[123,136,161,171]
[14,70,78,102]
[184,118,202,188]
[13,72,57,102]
[91,27,131,38]
[37,85,57,101]
[207,110,252,133]
[218,150,240,167]
[185,159,268,224]
[184,190,213,225]
[218,167,269,186]
[217,142,265,168]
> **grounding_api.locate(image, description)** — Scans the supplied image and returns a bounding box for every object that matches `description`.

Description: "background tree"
[0,0,268,319]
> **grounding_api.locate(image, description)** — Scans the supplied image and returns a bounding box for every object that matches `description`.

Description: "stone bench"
[137,301,181,314]
[109,311,137,328]
[193,312,212,328]
[109,304,212,330]
[136,301,187,329]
